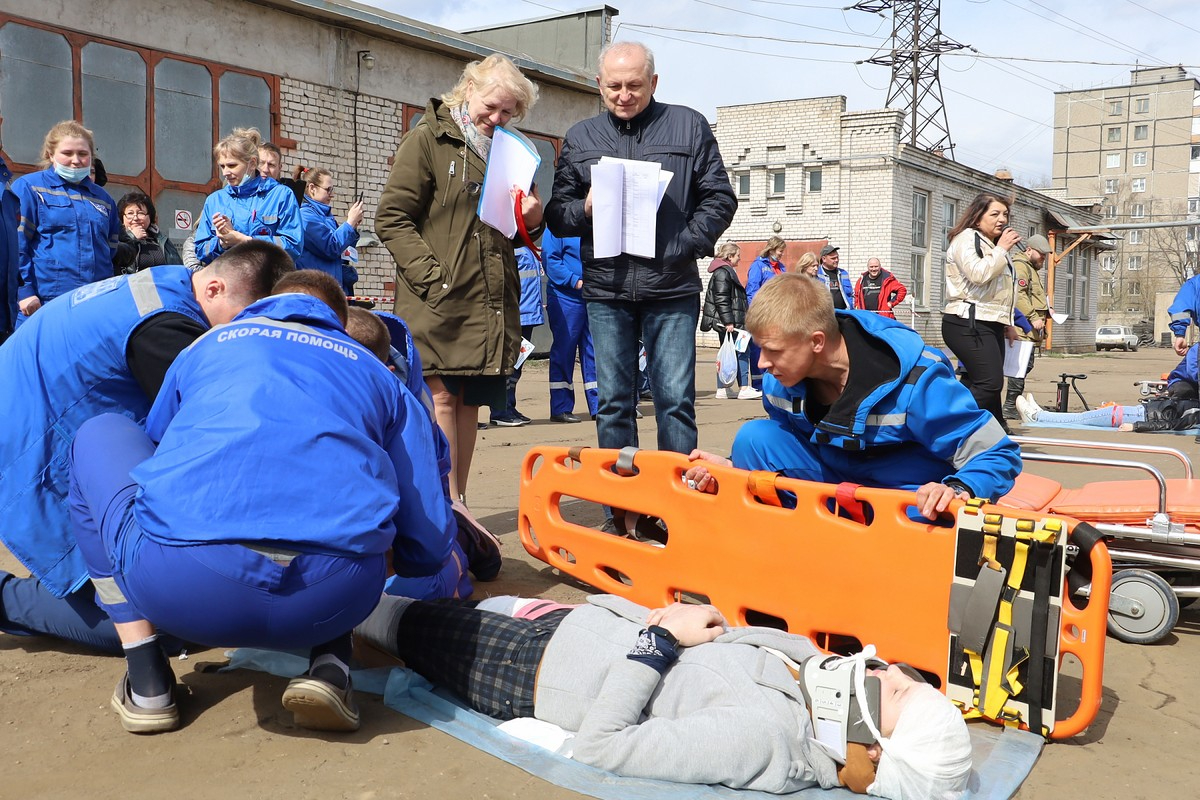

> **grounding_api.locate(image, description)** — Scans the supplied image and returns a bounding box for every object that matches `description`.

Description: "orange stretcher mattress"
[1002,474,1200,531]
[519,446,1110,739]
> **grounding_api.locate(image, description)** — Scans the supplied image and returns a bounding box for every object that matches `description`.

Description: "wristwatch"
[647,625,679,648]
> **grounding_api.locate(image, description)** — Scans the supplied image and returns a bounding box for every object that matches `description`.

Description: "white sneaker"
[714,388,729,399]
[1015,394,1040,423]
[737,386,763,400]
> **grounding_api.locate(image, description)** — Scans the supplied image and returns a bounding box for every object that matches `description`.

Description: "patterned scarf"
[453,102,492,162]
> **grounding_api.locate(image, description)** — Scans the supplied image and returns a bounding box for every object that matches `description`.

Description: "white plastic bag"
[716,336,738,386]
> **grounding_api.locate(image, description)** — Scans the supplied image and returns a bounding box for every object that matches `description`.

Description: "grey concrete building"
[1052,66,1200,326]
[0,0,607,296]
[712,96,1106,352]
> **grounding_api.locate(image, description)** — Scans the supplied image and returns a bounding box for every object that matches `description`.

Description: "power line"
[615,24,1200,69]
[1123,0,1200,37]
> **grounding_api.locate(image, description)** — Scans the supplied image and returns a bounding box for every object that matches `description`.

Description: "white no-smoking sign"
[174,210,193,230]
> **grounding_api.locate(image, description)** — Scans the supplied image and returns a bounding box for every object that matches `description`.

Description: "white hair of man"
[597,41,655,78]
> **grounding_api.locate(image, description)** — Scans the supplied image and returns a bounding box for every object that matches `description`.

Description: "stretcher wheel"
[1107,569,1179,644]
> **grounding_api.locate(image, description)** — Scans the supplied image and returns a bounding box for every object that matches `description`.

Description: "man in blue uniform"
[543,229,599,423]
[1168,273,1200,356]
[686,274,1021,520]
[0,241,294,651]
[69,292,454,734]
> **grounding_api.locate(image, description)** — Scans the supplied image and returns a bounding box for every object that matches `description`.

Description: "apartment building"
[1052,66,1200,327]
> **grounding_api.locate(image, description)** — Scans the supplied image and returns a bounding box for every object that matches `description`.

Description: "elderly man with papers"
[545,41,737,493]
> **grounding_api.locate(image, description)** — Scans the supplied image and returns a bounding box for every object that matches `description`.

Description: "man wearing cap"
[1003,234,1051,421]
[815,245,855,310]
[853,258,907,320]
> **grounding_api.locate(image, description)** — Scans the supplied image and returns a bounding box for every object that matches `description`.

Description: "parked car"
[1096,325,1138,352]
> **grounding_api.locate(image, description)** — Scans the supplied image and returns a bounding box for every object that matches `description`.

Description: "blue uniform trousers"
[547,288,598,417]
[68,414,385,649]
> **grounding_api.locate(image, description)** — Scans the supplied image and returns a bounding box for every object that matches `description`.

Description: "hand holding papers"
[1050,311,1069,325]
[590,157,673,259]
[478,127,541,238]
[1003,340,1034,378]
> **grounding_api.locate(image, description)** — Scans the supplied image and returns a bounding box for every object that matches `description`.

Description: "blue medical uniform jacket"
[133,294,453,577]
[0,267,207,596]
[194,175,303,265]
[760,310,1021,500]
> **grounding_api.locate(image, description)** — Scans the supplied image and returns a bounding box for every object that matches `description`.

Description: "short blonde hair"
[442,54,539,122]
[715,242,741,261]
[40,120,95,167]
[746,273,838,340]
[214,127,263,167]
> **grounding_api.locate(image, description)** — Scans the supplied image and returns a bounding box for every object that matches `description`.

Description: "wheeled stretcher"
[518,446,1111,739]
[1004,435,1200,644]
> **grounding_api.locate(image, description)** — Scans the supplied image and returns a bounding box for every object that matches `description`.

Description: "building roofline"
[459,4,618,33]
[247,0,597,92]
[718,95,847,111]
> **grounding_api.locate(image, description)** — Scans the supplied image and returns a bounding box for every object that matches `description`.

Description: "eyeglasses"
[123,209,149,219]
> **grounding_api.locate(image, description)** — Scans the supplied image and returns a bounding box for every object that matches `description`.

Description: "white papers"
[733,328,752,353]
[478,127,541,238]
[589,157,673,259]
[514,337,536,370]
[1050,311,1069,325]
[1003,340,1034,378]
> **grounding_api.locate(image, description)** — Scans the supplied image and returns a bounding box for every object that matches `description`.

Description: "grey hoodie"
[534,595,841,793]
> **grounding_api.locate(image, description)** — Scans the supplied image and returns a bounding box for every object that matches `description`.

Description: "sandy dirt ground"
[2,346,1197,799]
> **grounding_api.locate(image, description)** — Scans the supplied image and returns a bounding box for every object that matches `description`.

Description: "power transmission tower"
[851,0,965,159]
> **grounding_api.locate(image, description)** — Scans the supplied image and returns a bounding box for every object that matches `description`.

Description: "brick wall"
[280,78,407,298]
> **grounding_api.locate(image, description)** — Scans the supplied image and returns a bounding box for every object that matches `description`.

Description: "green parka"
[376,98,519,377]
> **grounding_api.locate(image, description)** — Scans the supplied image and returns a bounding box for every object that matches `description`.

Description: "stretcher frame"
[1006,435,1200,643]
[518,445,1111,739]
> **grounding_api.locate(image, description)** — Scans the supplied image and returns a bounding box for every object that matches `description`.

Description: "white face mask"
[54,163,91,183]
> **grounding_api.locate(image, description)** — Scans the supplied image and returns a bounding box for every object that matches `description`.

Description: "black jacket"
[701,260,748,331]
[113,227,183,275]
[545,99,737,302]
[1132,395,1200,432]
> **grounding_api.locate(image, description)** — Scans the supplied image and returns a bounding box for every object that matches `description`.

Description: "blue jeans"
[1035,404,1143,428]
[587,295,698,454]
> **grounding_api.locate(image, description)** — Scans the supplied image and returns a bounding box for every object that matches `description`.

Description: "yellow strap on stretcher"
[962,517,1058,725]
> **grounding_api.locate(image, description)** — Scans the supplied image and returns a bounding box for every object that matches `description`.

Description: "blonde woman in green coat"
[376,55,542,503]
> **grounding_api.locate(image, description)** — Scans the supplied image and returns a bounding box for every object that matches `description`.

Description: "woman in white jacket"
[941,193,1022,428]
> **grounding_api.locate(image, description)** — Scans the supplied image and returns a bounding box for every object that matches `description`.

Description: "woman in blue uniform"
[296,167,362,281]
[193,127,303,266]
[10,120,120,322]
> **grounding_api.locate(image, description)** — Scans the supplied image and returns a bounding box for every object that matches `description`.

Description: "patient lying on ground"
[356,594,973,799]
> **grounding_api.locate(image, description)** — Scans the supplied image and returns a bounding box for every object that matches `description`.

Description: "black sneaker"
[490,414,529,428]
[550,412,583,424]
[513,410,532,423]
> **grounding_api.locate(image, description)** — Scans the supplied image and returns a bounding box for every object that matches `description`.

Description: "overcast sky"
[363,0,1199,188]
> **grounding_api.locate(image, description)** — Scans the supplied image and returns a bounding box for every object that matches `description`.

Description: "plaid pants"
[395,600,571,720]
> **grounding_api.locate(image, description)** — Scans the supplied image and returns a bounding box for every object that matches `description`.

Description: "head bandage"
[867,683,973,800]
